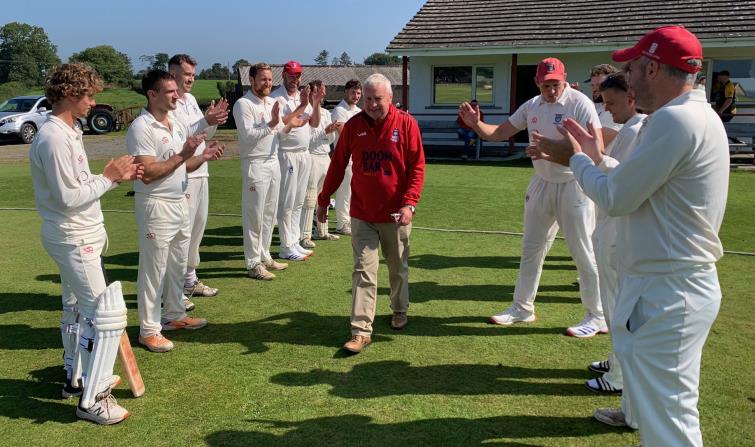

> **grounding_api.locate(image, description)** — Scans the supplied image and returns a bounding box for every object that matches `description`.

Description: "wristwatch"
[403,205,416,213]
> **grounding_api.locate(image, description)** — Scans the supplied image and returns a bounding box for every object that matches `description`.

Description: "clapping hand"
[103,155,144,183]
[205,98,229,126]
[181,133,207,158]
[201,140,225,161]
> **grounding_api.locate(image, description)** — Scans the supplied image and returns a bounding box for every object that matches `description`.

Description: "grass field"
[0,159,752,446]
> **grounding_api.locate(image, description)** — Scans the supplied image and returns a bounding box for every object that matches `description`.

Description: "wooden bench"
[724,122,755,165]
[418,120,482,159]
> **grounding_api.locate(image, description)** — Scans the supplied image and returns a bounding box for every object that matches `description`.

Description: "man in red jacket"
[317,73,425,354]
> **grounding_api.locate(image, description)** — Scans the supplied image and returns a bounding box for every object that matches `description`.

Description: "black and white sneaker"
[62,378,83,399]
[585,376,622,394]
[588,359,610,374]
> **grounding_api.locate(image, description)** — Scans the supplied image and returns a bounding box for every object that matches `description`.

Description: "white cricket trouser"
[593,219,622,388]
[135,194,190,337]
[186,177,209,270]
[42,229,108,313]
[512,175,601,318]
[242,157,280,268]
[301,153,331,239]
[613,266,720,447]
[277,150,311,249]
[42,228,108,379]
[335,159,353,230]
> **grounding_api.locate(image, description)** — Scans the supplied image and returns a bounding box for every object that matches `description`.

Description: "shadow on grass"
[165,312,564,355]
[206,414,621,446]
[0,293,59,314]
[271,360,592,397]
[378,282,578,303]
[0,365,78,423]
[410,254,576,271]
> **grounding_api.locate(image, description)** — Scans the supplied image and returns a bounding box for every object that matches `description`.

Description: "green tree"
[232,58,250,76]
[331,57,339,66]
[338,52,353,66]
[198,63,230,80]
[363,52,400,65]
[139,52,169,71]
[69,45,132,86]
[314,50,329,66]
[0,22,61,85]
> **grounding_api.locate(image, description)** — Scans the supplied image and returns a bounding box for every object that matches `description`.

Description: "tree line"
[314,50,400,66]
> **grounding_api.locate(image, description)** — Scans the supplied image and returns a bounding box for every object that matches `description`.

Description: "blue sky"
[3,0,426,70]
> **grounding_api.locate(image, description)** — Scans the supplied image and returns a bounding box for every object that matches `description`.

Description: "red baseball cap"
[536,58,567,84]
[283,60,302,75]
[612,25,703,73]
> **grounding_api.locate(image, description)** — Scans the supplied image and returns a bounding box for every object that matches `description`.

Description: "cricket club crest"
[391,129,400,143]
[553,114,564,125]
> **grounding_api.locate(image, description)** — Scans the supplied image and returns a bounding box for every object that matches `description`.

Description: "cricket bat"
[118,332,145,397]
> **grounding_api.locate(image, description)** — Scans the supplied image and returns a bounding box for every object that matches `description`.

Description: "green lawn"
[0,160,752,446]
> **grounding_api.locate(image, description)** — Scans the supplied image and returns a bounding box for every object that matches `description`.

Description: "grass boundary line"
[2,206,754,257]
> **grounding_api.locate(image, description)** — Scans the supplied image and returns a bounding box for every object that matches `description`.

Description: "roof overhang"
[387,37,755,57]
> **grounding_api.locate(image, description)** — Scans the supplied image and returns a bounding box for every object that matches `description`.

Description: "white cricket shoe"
[76,393,130,425]
[489,306,536,326]
[279,248,307,262]
[566,314,608,338]
[294,243,313,257]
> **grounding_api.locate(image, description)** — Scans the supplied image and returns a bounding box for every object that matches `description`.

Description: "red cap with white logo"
[283,60,302,75]
[535,57,567,84]
[612,25,703,73]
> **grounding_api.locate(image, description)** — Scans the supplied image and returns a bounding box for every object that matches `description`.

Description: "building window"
[433,66,494,105]
[712,59,755,104]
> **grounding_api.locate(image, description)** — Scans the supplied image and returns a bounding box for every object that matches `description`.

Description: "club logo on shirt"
[288,165,294,175]
[249,185,256,192]
[531,117,538,124]
[161,136,169,144]
[82,246,94,254]
[77,154,85,164]
[553,114,564,125]
[185,193,191,200]
[391,129,400,143]
[145,232,156,240]
[78,171,89,183]
[163,149,175,160]
[357,131,367,137]
[362,150,392,176]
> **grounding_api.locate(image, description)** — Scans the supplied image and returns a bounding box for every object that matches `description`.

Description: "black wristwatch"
[403,205,416,213]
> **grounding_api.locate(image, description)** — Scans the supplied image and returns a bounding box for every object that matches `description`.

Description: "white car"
[0,95,116,144]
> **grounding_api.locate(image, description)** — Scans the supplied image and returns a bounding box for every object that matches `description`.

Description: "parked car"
[0,95,117,144]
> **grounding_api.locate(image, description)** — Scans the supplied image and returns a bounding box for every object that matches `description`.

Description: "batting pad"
[60,305,82,383]
[79,281,128,409]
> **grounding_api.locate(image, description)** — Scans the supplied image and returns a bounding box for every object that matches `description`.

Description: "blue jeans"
[457,128,476,157]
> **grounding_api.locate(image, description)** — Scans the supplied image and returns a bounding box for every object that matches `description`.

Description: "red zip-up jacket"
[318,105,425,223]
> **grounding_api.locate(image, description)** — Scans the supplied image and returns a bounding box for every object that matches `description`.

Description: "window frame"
[432,65,495,106]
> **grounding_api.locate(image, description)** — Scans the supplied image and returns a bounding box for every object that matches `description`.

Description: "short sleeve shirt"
[509,86,601,183]
[127,109,189,199]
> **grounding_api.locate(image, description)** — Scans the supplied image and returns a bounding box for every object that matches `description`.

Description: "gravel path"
[0,129,241,163]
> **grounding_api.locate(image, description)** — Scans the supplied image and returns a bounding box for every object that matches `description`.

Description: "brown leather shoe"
[343,335,371,353]
[391,312,408,330]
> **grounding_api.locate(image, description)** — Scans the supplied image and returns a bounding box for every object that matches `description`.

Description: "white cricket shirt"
[331,99,361,146]
[174,92,216,179]
[232,91,283,160]
[271,85,312,152]
[595,102,623,154]
[571,89,729,275]
[30,115,115,239]
[309,106,335,155]
[127,109,189,200]
[509,85,601,183]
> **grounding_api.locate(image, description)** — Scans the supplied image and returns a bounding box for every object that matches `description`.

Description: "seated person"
[456,99,484,159]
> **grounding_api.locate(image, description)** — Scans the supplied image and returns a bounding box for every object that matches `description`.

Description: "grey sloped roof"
[387,0,755,50]
[238,65,407,88]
